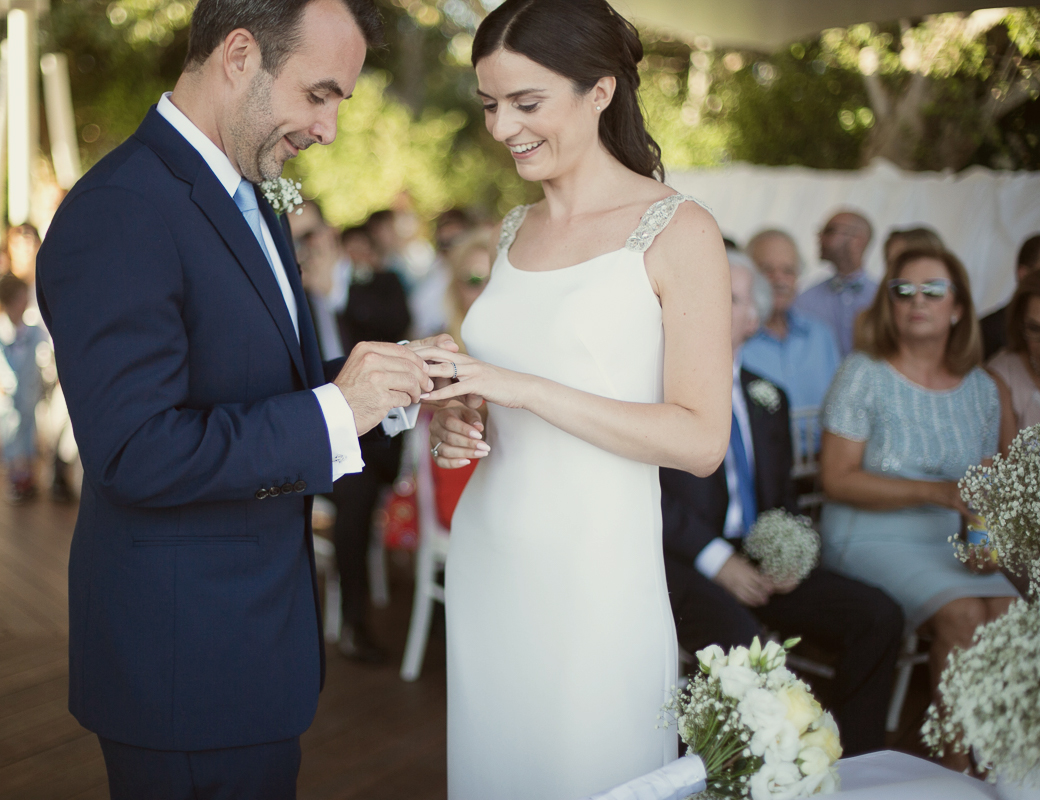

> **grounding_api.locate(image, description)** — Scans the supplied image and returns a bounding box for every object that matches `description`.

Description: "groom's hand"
[334,342,442,435]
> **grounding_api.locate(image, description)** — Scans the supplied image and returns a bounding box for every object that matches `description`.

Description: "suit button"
[281,482,294,495]
[294,480,307,493]
[255,488,269,500]
[269,485,282,497]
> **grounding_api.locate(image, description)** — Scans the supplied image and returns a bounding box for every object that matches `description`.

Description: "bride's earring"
[951,315,960,325]
[596,106,601,111]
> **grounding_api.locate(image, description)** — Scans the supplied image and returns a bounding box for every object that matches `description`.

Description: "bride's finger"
[411,345,471,364]
[433,442,489,463]
[425,380,477,404]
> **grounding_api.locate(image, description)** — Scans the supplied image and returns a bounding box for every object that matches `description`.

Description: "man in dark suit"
[661,254,903,756]
[980,234,1040,359]
[36,1,455,797]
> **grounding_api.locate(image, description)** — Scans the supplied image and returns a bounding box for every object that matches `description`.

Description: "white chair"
[311,495,343,643]
[400,415,452,681]
[886,632,930,732]
[789,406,825,516]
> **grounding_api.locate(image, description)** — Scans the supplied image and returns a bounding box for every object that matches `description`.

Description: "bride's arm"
[426,202,732,477]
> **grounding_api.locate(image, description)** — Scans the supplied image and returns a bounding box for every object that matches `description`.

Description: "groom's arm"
[37,186,415,509]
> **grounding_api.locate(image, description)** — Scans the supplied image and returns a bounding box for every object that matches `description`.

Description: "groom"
[36,1,451,796]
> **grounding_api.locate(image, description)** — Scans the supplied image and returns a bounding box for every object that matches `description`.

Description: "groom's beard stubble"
[233,70,316,183]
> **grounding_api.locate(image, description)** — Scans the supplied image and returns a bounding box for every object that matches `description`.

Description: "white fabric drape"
[669,159,1040,315]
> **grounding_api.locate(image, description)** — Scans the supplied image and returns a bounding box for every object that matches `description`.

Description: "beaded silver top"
[496,194,707,255]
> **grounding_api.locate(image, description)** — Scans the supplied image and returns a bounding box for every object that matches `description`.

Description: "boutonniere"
[747,379,781,413]
[259,177,304,216]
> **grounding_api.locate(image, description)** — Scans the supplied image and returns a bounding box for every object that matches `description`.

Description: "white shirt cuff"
[696,538,736,580]
[381,403,421,437]
[313,384,364,481]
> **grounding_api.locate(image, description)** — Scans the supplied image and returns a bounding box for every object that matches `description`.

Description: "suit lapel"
[740,369,769,503]
[260,202,326,389]
[134,108,307,385]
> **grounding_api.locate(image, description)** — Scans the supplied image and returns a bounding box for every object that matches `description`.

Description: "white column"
[6,6,38,227]
[0,41,8,227]
[41,52,80,189]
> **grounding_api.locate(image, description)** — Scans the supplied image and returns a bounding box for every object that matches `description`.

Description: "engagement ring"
[451,361,458,380]
[431,442,442,459]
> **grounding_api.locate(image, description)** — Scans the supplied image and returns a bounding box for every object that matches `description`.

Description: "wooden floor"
[0,496,448,800]
[0,494,932,799]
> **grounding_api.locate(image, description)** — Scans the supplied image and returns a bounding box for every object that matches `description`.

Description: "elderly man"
[741,229,841,414]
[660,253,903,756]
[794,211,877,357]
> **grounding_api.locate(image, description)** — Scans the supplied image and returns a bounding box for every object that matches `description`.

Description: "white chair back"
[789,406,825,516]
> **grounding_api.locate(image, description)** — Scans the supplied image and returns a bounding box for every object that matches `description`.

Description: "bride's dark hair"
[472,0,664,181]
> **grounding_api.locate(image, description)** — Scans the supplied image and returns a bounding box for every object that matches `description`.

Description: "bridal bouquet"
[743,511,820,585]
[922,599,1040,787]
[665,637,841,799]
[957,423,1040,592]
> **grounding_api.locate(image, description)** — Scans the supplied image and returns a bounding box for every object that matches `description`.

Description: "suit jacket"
[37,107,348,751]
[980,304,1007,361]
[660,369,798,566]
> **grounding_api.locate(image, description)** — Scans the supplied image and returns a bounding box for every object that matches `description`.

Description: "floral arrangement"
[665,637,841,799]
[747,380,781,414]
[743,510,820,585]
[957,422,1040,592]
[259,177,304,216]
[922,599,1040,787]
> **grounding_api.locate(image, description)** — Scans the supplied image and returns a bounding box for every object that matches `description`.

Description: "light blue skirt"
[820,502,1018,632]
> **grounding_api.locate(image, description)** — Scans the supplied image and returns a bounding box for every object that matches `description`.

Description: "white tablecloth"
[837,750,998,799]
[582,749,998,800]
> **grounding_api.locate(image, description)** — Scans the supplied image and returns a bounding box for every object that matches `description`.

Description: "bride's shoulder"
[641,192,725,284]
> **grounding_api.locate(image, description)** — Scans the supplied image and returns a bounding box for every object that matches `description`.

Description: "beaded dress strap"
[625,194,708,253]
[497,204,532,252]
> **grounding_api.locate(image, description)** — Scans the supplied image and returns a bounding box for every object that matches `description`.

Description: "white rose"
[740,687,788,736]
[696,644,725,674]
[729,646,752,668]
[798,745,831,776]
[761,640,786,671]
[777,683,823,734]
[755,720,801,764]
[800,714,842,763]
[749,761,803,800]
[718,663,760,700]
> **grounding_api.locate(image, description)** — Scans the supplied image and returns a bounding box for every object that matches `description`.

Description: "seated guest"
[742,229,841,413]
[661,255,904,756]
[980,234,1040,359]
[988,270,1040,436]
[793,210,876,358]
[819,247,1018,768]
[883,226,943,269]
[410,208,475,340]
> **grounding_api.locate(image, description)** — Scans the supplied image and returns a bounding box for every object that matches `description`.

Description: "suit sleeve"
[660,467,726,565]
[37,186,335,508]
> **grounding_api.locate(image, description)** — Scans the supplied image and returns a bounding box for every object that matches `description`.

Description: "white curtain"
[668,159,1040,315]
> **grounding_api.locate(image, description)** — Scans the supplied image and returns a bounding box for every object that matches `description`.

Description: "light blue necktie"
[233,179,275,271]
[730,410,758,535]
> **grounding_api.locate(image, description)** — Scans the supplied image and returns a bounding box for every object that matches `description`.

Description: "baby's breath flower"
[259,178,304,216]
[744,510,820,584]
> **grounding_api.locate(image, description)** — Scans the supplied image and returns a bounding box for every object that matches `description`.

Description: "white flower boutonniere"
[259,177,304,216]
[748,379,781,413]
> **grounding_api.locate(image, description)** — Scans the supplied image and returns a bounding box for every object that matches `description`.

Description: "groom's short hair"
[185,0,383,74]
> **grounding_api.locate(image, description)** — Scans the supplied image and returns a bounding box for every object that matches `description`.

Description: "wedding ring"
[451,361,458,380]
[431,442,442,459]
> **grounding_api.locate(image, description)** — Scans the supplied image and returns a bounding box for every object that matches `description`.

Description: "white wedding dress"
[446,194,700,799]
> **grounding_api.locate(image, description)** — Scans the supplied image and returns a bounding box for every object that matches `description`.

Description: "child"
[0,273,47,501]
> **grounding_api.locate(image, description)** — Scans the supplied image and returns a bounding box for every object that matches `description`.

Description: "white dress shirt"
[695,356,756,579]
[157,93,364,479]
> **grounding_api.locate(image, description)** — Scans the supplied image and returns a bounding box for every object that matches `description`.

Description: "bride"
[425,0,731,796]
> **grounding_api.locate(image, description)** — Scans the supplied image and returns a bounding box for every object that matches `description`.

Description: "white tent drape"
[668,159,1040,315]
[615,0,989,50]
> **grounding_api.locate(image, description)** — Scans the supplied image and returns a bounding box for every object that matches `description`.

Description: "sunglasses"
[887,278,954,301]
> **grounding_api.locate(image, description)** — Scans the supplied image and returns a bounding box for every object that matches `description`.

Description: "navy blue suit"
[37,107,347,755]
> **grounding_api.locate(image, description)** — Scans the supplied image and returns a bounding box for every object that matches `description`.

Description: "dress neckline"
[500,193,695,275]
[881,357,971,395]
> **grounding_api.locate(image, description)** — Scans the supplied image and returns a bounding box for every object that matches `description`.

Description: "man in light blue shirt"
[742,229,841,413]
[792,211,877,357]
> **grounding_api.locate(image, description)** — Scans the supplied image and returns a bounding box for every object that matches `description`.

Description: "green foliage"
[715,44,871,168]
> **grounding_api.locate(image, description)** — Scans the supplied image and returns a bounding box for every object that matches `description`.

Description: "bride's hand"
[430,404,490,468]
[423,353,530,409]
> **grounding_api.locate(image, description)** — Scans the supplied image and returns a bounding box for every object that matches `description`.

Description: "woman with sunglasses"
[817,248,1018,769]
[986,270,1040,437]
